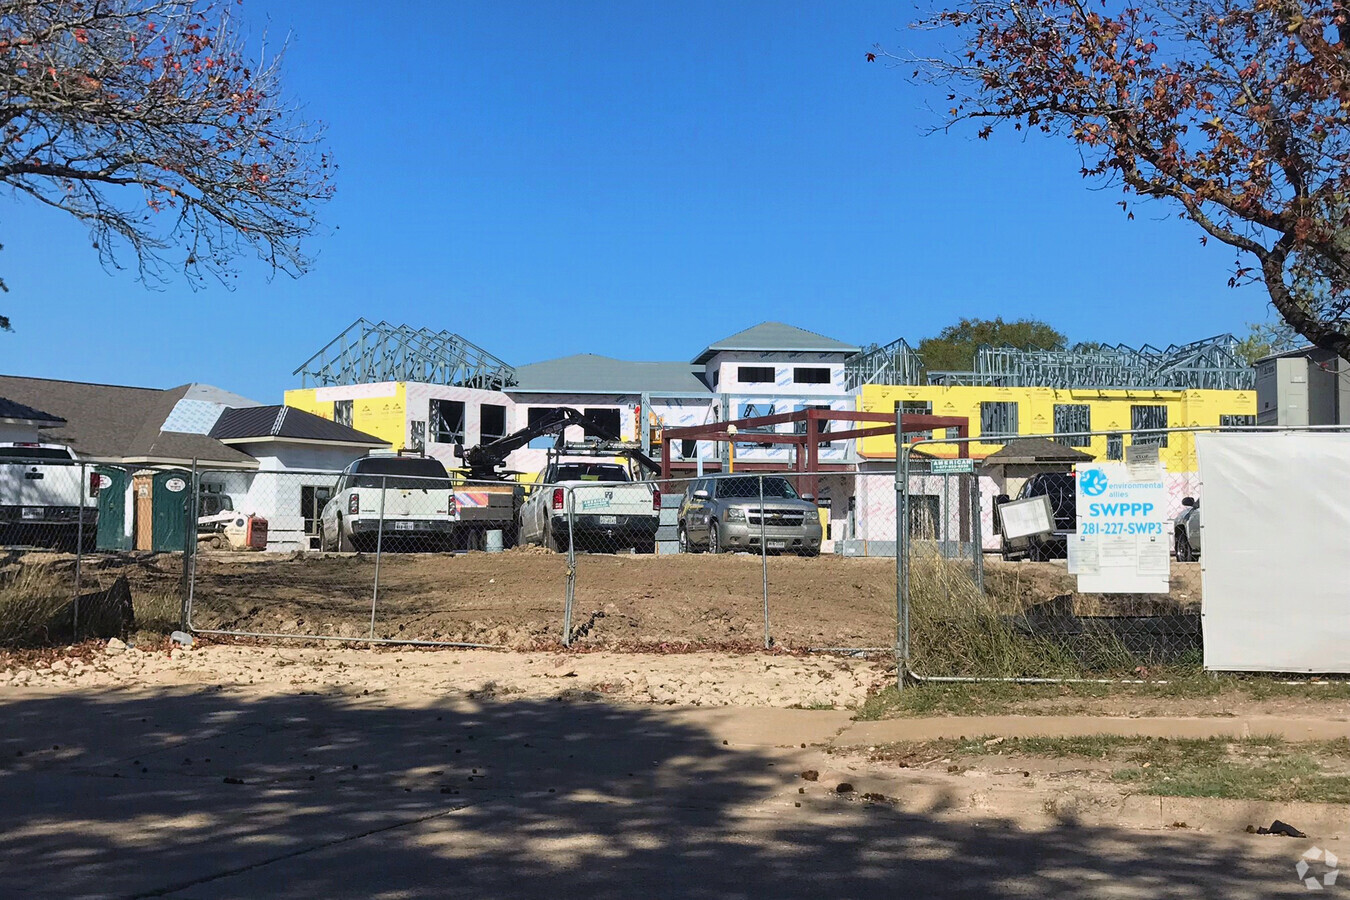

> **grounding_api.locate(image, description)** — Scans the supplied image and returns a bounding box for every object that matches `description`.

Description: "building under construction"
[284,320,1258,550]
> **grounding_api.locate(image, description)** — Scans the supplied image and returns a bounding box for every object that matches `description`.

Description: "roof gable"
[0,395,64,425]
[212,405,389,446]
[980,437,1094,465]
[694,322,860,363]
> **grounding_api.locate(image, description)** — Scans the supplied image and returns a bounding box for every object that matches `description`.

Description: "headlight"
[724,507,746,521]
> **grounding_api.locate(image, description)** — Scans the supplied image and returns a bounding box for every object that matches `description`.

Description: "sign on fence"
[1069,462,1169,593]
[930,458,976,474]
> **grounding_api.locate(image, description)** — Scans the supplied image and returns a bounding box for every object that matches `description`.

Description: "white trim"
[120,455,259,470]
[0,416,63,427]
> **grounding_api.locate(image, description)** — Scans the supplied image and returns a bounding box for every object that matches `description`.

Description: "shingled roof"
[0,395,64,425]
[0,375,257,466]
[980,437,1093,466]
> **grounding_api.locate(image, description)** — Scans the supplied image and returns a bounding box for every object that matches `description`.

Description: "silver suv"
[678,475,822,556]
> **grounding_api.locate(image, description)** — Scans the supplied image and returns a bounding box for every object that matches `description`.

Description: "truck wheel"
[336,519,355,553]
[1176,531,1195,562]
[634,538,655,555]
[678,526,691,554]
[549,524,569,554]
[708,521,722,554]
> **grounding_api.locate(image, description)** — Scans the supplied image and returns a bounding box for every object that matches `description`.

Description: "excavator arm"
[458,407,659,480]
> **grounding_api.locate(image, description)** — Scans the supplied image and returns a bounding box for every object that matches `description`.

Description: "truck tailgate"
[0,464,89,508]
[568,483,653,517]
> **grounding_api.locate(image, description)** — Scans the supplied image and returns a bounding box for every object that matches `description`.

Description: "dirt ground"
[158,549,900,649]
[50,549,1205,651]
[0,642,891,709]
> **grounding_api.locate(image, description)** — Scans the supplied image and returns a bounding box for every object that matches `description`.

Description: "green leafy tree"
[1236,318,1303,365]
[917,316,1068,373]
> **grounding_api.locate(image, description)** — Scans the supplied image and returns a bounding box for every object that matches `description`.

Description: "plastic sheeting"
[1198,431,1350,673]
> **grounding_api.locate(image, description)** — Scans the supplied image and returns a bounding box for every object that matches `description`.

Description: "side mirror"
[693,489,710,501]
[1181,497,1196,507]
[802,493,815,502]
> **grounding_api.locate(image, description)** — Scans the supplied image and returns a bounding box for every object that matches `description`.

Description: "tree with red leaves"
[0,0,334,330]
[887,0,1350,362]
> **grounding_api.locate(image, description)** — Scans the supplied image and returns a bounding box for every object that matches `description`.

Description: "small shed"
[979,437,1093,501]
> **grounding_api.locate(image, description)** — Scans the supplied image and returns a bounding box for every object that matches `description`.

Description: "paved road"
[0,688,1322,898]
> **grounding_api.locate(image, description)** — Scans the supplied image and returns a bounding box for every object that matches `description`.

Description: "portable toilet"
[94,466,132,551]
[132,470,192,552]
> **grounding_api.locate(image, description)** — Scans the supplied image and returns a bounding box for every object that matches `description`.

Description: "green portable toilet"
[95,466,131,551]
[151,470,191,553]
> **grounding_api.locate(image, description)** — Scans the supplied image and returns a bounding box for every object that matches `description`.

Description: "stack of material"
[657,491,683,555]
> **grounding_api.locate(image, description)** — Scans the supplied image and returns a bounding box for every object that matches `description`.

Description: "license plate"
[598,515,618,526]
[21,508,43,520]
[767,540,787,550]
[393,521,416,531]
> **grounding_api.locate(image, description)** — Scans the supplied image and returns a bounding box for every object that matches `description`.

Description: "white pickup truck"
[0,442,98,548]
[318,453,458,552]
[518,461,658,553]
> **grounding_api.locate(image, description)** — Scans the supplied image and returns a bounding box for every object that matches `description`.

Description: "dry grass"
[0,564,74,646]
[863,735,1350,804]
[906,557,1078,678]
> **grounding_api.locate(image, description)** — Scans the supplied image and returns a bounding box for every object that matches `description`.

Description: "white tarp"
[1198,431,1350,673]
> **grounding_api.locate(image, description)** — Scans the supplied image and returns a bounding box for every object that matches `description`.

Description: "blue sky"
[1,0,1267,402]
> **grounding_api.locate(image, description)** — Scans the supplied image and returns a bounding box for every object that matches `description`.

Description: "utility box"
[1256,347,1348,427]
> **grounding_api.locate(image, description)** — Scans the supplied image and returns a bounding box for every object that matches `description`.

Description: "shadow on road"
[0,687,1303,898]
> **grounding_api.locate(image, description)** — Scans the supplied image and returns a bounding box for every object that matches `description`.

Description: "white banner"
[1199,432,1350,673]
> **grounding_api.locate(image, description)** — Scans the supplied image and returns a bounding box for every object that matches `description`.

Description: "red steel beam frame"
[659,408,970,500]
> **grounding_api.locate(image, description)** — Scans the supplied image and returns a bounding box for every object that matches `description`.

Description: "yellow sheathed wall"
[857,384,1256,472]
[283,384,409,451]
[282,388,330,420]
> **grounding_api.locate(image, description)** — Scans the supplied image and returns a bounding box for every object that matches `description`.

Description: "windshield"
[0,447,73,460]
[351,456,451,490]
[716,476,799,499]
[554,463,630,483]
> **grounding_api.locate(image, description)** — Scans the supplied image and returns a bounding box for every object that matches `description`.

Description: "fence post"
[760,474,770,649]
[894,405,909,690]
[369,475,387,639]
[181,460,199,631]
[72,460,86,639]
[970,471,985,591]
[563,487,576,646]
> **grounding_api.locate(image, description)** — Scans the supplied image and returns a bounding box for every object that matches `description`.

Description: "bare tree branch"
[0,0,335,330]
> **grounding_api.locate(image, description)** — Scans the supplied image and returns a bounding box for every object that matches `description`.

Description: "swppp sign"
[1069,462,1170,593]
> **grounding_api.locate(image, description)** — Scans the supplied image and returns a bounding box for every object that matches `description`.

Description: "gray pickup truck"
[678,475,822,556]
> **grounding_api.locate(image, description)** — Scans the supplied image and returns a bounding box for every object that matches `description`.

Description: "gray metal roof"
[510,355,709,395]
[212,405,389,446]
[694,322,860,364]
[0,395,64,424]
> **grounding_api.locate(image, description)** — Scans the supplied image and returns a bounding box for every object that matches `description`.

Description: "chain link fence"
[895,425,1347,684]
[177,464,898,654]
[7,427,1341,678]
[1,455,182,646]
